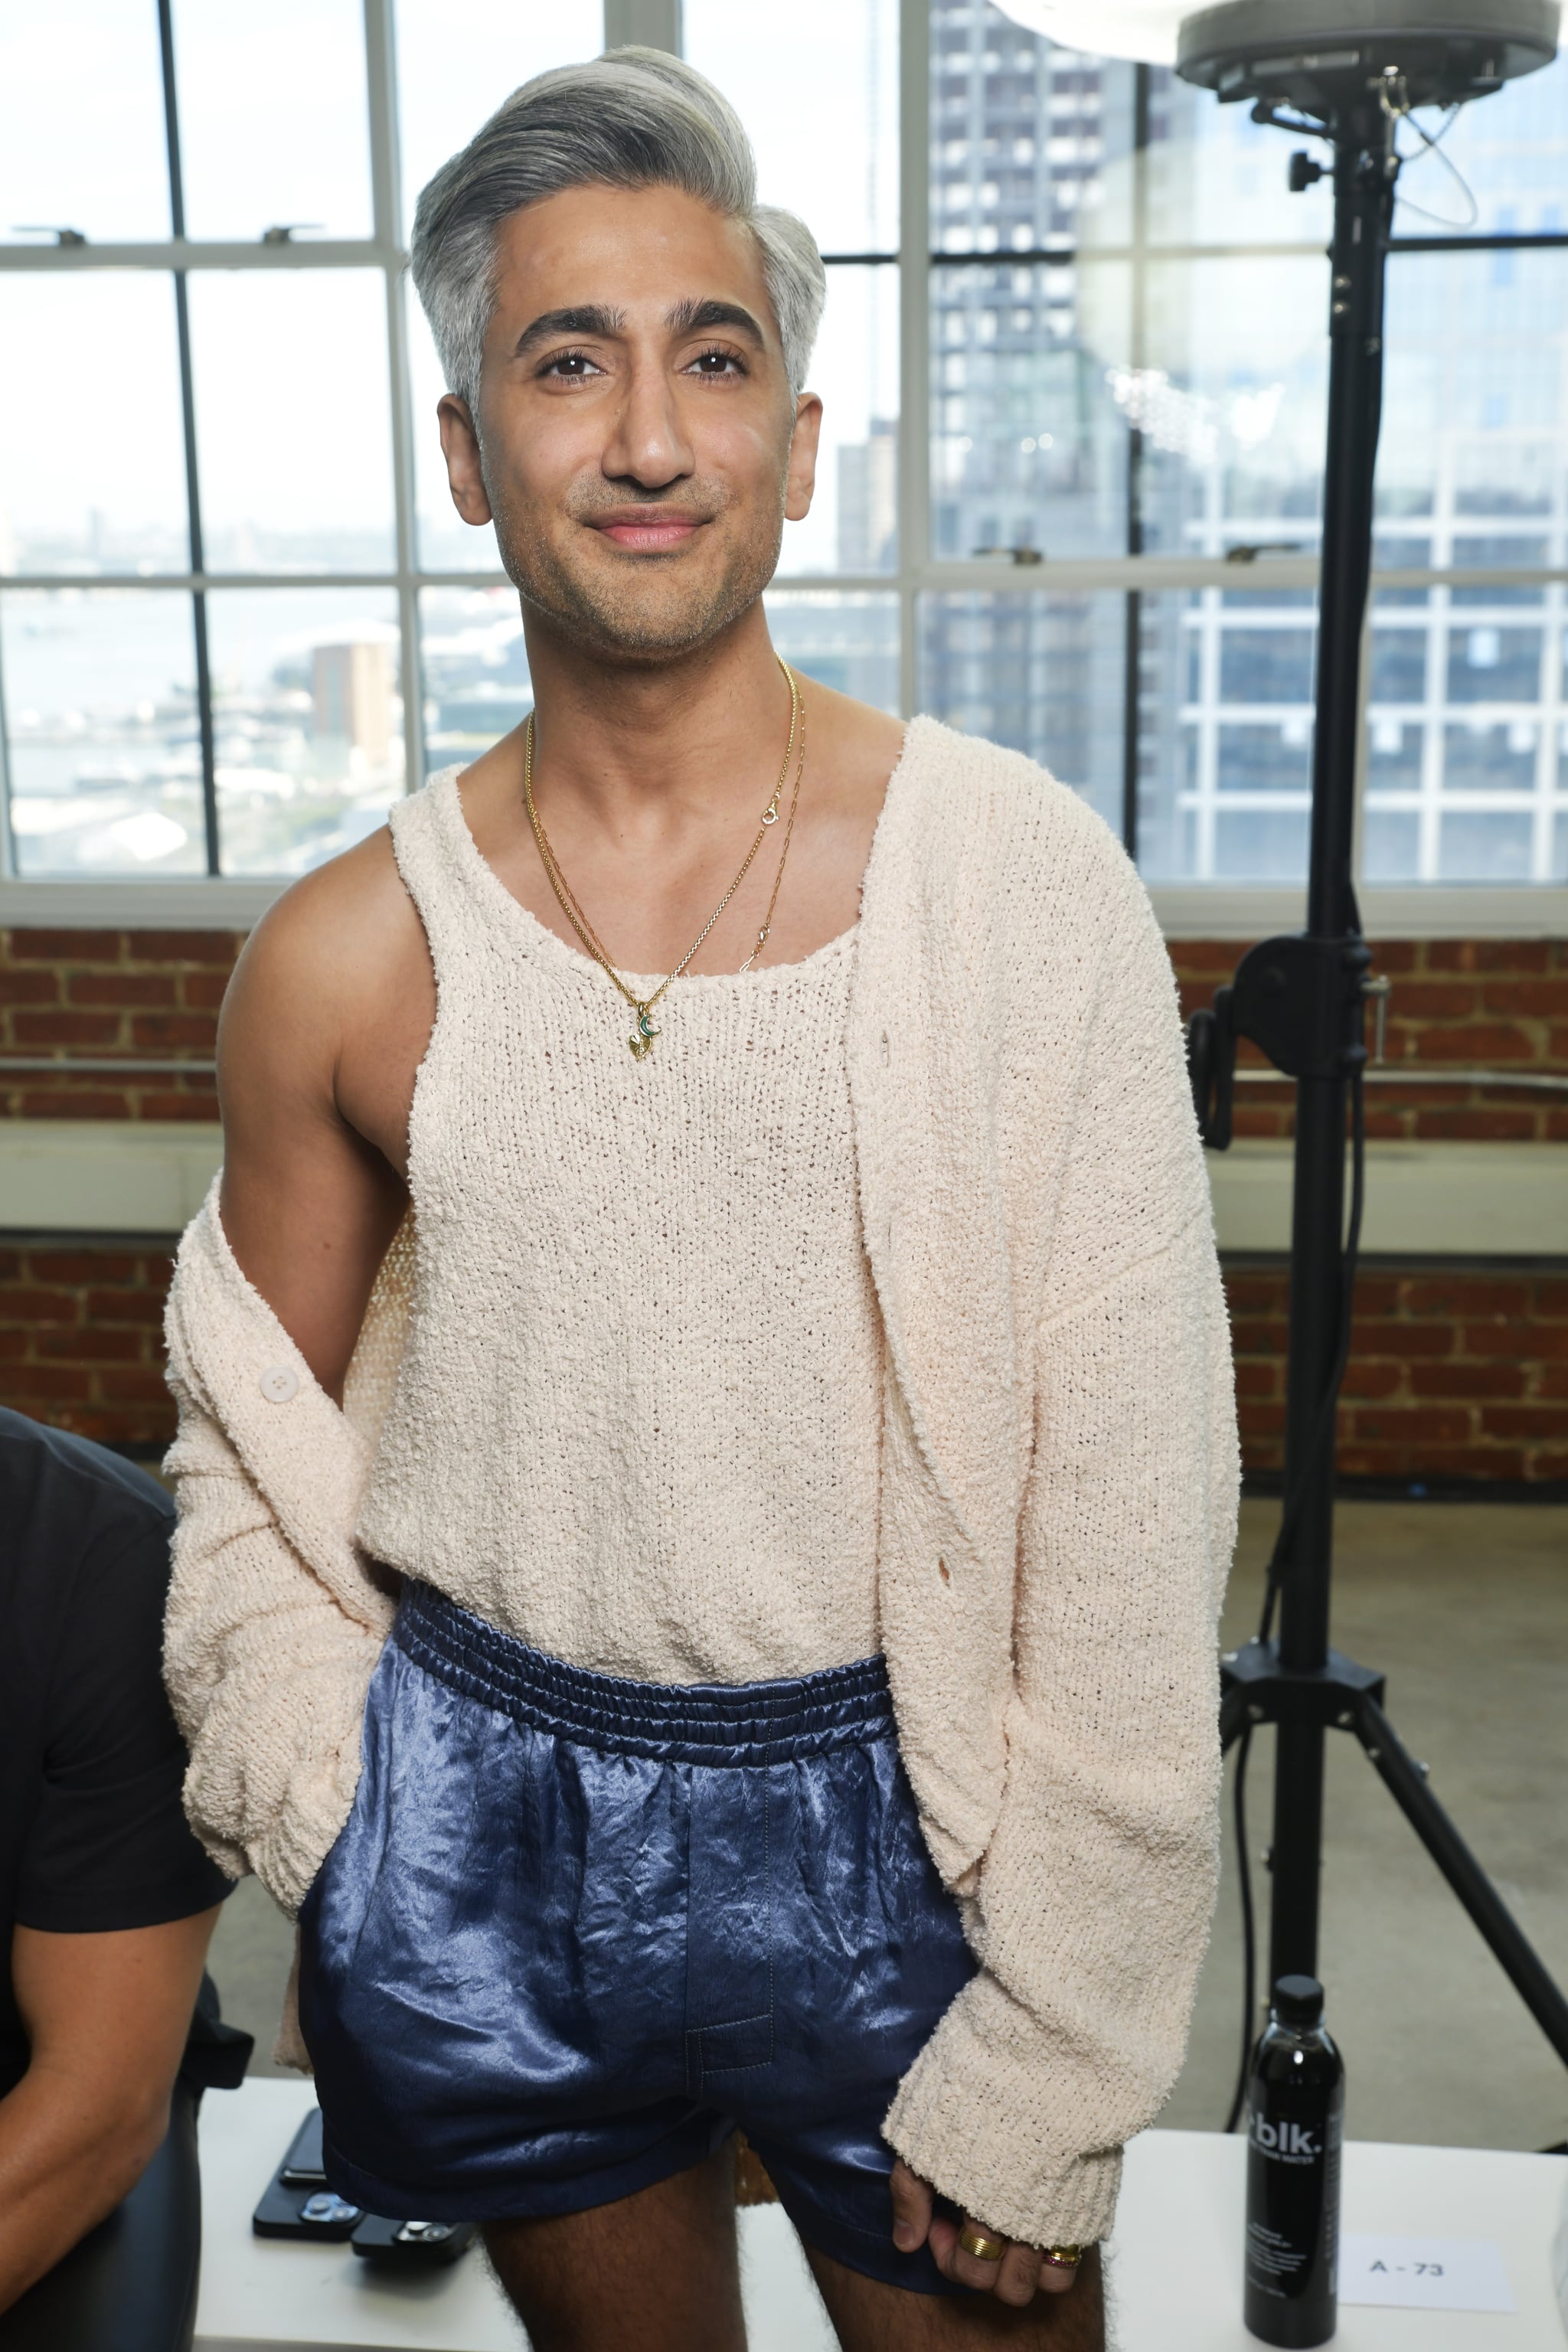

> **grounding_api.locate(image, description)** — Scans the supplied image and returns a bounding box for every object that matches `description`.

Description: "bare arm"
[215,827,431,1397]
[0,1911,218,2312]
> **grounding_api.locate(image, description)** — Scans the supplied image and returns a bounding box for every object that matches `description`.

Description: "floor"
[207,1498,1568,2154]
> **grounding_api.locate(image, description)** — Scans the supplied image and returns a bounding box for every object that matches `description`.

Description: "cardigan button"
[259,1364,299,1404]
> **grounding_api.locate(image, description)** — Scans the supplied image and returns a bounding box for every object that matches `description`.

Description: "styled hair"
[410,47,826,411]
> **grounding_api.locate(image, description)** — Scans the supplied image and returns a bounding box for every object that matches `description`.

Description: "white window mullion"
[899,0,930,719]
[364,0,424,800]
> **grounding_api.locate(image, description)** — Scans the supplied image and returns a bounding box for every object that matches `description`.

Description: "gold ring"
[959,2223,1006,2263]
[1043,2244,1083,2270]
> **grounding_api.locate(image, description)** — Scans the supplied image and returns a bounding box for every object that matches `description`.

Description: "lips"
[590,515,702,552]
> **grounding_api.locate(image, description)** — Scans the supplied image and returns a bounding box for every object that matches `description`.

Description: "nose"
[601,348,695,491]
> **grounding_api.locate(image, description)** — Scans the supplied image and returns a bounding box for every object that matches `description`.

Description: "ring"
[1044,2244,1083,2270]
[959,2223,1007,2263]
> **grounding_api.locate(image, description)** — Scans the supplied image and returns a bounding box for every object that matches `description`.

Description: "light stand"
[1178,1,1568,2081]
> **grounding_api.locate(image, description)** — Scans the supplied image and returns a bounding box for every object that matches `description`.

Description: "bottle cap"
[1272,1974,1325,2027]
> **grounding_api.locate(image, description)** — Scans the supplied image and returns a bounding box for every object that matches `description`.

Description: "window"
[3,0,1566,903]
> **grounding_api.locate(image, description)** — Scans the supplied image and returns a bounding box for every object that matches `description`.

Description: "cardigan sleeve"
[883,850,1240,2249]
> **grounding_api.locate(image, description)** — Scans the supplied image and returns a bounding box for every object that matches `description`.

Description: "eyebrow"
[513,296,767,362]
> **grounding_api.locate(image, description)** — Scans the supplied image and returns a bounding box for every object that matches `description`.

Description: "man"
[0,1408,241,2348]
[162,47,1237,2352]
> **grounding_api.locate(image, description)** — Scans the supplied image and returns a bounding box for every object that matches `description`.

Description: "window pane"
[171,0,371,241]
[2,590,204,876]
[766,593,899,712]
[687,0,897,254]
[783,266,899,578]
[207,589,403,875]
[0,277,188,575]
[0,2,170,242]
[188,273,394,571]
[1379,249,1568,533]
[931,3,1136,256]
[420,586,531,774]
[1133,589,1316,884]
[918,591,1125,835]
[1148,73,1331,250]
[396,0,601,235]
[1133,255,1328,557]
[1392,51,1568,238]
[1363,591,1564,884]
[931,258,1130,561]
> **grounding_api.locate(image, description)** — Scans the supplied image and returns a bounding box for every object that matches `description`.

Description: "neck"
[520,599,792,831]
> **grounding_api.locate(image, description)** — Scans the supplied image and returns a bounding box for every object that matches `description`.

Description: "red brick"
[0,971,60,1004]
[1234,1361,1280,1396]
[29,1250,136,1282]
[1403,1277,1530,1318]
[1479,1404,1568,1439]
[1410,1024,1538,1063]
[1363,940,1421,973]
[128,1013,217,1050]
[1465,1322,1568,1359]
[6,930,122,962]
[1352,1276,1402,1314]
[1531,1449,1568,1479]
[1410,1362,1527,1399]
[68,972,178,1008]
[0,1330,27,1360]
[1426,940,1550,973]
[85,1286,168,1326]
[1428,1446,1531,1479]
[1482,978,1568,1017]
[0,1287,79,1322]
[1549,1029,1568,1062]
[16,1090,132,1119]
[7,1364,93,1400]
[181,972,234,1011]
[1230,1319,1292,1357]
[1341,1362,1403,1398]
[1539,1367,1568,1400]
[137,1089,218,1121]
[12,1009,122,1047]
[1537,1282,1568,1316]
[1384,981,1480,1018]
[96,1367,171,1403]
[126,931,241,965]
[1167,939,1240,977]
[1348,1405,1472,1443]
[38,1328,145,1363]
[1236,1401,1287,1439]
[1223,1276,1288,1314]
[1352,1320,1453,1358]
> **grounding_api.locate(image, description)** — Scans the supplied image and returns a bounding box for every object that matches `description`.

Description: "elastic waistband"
[393,1581,894,1765]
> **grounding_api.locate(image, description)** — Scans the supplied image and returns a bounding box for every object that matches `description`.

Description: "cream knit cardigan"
[162,716,1239,2249]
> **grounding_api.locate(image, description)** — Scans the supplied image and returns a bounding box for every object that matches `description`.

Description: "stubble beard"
[485,477,786,667]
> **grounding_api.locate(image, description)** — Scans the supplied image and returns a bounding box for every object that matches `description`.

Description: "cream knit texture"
[161,714,1239,2249]
[357,776,884,1684]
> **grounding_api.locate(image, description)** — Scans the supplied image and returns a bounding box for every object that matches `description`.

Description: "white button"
[259,1364,299,1404]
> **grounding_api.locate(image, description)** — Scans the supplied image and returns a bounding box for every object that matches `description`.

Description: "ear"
[784,391,823,524]
[437,393,493,526]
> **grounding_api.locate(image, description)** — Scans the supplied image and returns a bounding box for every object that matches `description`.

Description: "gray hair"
[410,47,826,412]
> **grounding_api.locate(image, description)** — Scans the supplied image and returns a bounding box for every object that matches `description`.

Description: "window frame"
[2,0,1566,936]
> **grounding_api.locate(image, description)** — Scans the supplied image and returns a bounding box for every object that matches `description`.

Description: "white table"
[195,2079,1568,2350]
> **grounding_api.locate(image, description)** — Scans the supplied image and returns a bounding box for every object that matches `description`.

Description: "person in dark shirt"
[0,1408,243,2344]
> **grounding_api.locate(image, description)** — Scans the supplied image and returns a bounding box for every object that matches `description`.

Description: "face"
[438,182,822,665]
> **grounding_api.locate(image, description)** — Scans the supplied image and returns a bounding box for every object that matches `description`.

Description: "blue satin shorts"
[299,1581,978,2295]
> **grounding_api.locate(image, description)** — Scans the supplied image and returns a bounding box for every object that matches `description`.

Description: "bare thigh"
[802,2242,1106,2352]
[482,2141,744,2352]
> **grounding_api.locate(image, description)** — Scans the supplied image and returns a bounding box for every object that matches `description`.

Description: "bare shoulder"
[222,826,423,1064]
[798,677,906,818]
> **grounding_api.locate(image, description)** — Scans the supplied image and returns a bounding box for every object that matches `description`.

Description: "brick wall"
[1227,1259,1568,1486]
[3,929,1565,1479]
[1171,937,1568,1144]
[0,928,237,1120]
[0,1240,178,1449]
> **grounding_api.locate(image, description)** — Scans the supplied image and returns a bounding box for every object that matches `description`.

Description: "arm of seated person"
[0,1909,219,2313]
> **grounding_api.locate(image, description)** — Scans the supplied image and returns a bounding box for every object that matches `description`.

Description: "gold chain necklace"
[524,656,805,1062]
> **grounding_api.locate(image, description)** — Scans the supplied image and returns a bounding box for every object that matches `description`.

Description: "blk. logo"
[1251,2117,1321,2159]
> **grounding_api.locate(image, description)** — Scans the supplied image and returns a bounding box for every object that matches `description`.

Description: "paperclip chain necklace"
[523,656,806,1062]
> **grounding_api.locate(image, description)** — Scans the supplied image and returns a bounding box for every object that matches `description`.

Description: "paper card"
[1340,2234,1517,2313]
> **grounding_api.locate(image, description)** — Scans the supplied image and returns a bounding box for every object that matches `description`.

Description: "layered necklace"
[523,655,807,1063]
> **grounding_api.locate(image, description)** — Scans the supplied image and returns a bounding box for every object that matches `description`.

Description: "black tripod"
[1180,15,1568,2097]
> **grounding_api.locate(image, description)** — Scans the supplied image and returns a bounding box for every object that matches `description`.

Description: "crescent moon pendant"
[638,1011,660,1039]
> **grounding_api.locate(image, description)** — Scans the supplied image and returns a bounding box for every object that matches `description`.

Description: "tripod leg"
[1355,1695,1568,2069]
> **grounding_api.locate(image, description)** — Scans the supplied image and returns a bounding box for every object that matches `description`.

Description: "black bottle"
[1243,1975,1344,2347]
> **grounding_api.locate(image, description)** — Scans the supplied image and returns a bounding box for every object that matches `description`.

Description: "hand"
[888,2158,1081,2306]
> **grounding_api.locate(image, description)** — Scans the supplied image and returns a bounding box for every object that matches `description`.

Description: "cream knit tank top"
[357,767,884,1686]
